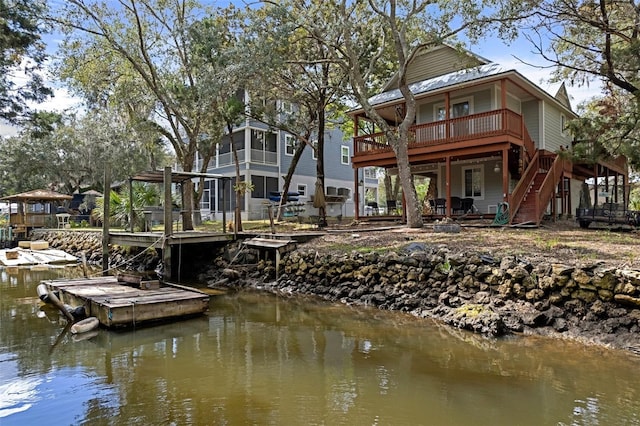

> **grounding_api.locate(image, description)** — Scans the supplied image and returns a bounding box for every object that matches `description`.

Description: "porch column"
[623,173,629,208]
[446,156,451,216]
[445,92,450,139]
[502,148,509,204]
[354,115,360,154]
[501,79,507,108]
[354,168,360,221]
[605,166,610,203]
[560,177,566,217]
[593,164,599,208]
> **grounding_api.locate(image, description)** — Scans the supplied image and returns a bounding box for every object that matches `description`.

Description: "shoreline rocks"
[248,242,640,353]
[35,230,640,352]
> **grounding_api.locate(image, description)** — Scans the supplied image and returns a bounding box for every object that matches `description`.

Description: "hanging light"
[494,162,501,173]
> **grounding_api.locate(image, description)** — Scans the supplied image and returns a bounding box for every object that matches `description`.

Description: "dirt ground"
[299,219,640,270]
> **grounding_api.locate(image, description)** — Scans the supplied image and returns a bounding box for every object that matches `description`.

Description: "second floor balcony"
[353,109,534,166]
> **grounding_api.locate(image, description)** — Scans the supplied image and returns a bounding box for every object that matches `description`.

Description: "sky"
[0,1,600,138]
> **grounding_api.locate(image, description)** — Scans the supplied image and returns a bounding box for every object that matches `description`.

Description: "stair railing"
[509,149,540,223]
[533,153,565,224]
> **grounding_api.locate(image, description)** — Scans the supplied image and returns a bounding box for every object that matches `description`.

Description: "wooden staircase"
[510,150,567,225]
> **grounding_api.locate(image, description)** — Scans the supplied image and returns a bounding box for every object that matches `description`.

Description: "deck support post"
[445,156,451,216]
[163,166,173,280]
[354,168,360,221]
[502,148,509,205]
[102,164,111,276]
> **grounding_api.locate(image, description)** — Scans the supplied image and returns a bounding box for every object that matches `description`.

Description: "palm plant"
[93,183,161,230]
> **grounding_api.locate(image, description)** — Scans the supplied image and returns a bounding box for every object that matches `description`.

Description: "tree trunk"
[232,137,243,232]
[182,180,194,230]
[277,136,308,221]
[390,131,422,228]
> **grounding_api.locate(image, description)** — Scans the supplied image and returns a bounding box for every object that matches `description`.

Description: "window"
[435,99,471,120]
[218,176,244,211]
[561,113,567,136]
[312,140,318,160]
[251,175,279,199]
[250,129,277,164]
[341,145,350,165]
[462,165,484,199]
[297,184,307,197]
[364,167,377,179]
[285,135,296,156]
[280,101,294,114]
[199,180,211,210]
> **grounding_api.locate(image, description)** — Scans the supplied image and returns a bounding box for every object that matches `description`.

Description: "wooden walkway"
[41,276,209,328]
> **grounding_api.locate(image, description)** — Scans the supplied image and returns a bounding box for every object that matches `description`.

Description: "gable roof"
[382,44,490,92]
[554,82,572,110]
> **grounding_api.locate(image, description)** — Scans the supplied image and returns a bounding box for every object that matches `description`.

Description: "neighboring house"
[197,91,357,221]
[348,45,629,225]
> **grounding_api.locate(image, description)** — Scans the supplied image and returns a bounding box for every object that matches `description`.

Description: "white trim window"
[434,97,474,121]
[297,184,307,197]
[341,145,350,165]
[312,140,318,160]
[285,134,296,156]
[561,113,567,136]
[462,165,484,199]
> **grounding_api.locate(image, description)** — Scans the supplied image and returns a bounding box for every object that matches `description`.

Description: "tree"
[240,4,352,224]
[54,0,233,229]
[0,110,162,196]
[568,89,640,168]
[528,0,640,96]
[0,0,52,122]
[526,0,640,168]
[290,0,520,227]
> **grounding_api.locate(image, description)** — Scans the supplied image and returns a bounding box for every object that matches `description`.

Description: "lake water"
[2,266,640,425]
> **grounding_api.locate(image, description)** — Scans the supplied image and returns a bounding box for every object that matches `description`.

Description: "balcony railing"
[354,109,525,155]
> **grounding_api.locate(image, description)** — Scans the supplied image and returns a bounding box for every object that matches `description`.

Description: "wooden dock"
[41,276,209,328]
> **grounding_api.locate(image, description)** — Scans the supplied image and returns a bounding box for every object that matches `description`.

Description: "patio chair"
[56,213,71,229]
[451,196,463,214]
[386,200,398,215]
[461,197,475,213]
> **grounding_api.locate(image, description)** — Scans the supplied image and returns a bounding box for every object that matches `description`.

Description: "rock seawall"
[31,230,159,272]
[255,243,640,351]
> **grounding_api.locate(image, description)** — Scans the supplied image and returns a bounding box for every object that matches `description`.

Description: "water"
[2,267,640,425]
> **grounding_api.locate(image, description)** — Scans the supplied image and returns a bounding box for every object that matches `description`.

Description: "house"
[348,45,629,225]
[197,90,358,222]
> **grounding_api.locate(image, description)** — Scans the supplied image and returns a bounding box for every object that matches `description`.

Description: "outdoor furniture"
[56,213,71,229]
[366,201,379,215]
[434,198,446,214]
[461,197,475,213]
[451,197,463,214]
[386,199,398,215]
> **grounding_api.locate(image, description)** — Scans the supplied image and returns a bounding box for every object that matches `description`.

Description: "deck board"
[42,277,209,327]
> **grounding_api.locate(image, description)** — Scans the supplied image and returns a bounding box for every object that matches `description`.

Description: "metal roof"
[130,170,225,183]
[368,63,509,107]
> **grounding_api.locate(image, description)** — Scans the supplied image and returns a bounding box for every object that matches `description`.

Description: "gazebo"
[1,189,73,236]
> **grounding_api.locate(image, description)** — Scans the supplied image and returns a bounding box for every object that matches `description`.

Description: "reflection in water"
[1,268,640,424]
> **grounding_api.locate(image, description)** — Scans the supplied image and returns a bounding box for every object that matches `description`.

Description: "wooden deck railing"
[534,153,565,224]
[353,109,527,155]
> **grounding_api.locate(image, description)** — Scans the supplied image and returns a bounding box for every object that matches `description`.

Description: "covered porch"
[1,189,73,238]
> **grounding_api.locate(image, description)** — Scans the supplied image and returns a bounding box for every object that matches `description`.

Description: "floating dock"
[40,276,209,328]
